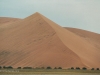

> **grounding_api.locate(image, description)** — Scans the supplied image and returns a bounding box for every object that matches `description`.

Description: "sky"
[0,0,100,34]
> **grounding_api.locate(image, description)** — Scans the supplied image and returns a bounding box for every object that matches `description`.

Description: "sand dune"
[0,17,21,29]
[65,27,100,50]
[0,12,100,68]
[0,17,20,25]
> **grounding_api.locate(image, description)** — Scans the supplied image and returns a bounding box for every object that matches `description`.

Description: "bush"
[23,67,32,69]
[82,67,87,70]
[91,68,94,70]
[54,67,57,69]
[3,66,13,69]
[0,66,2,69]
[58,67,62,69]
[7,66,13,69]
[3,66,6,69]
[17,67,21,69]
[76,67,80,70]
[97,68,99,70]
[41,67,45,69]
[71,67,74,70]
[35,67,40,69]
[46,66,52,69]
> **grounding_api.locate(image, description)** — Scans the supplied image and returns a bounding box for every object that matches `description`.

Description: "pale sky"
[0,0,100,34]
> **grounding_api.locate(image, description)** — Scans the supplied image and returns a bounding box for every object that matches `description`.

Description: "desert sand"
[0,17,20,24]
[0,12,100,68]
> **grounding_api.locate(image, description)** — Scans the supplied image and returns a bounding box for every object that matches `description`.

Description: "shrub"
[76,67,80,70]
[0,66,2,69]
[46,66,52,69]
[41,67,45,69]
[58,67,62,69]
[91,68,94,70]
[3,66,13,69]
[3,66,6,69]
[97,68,99,70]
[17,67,21,69]
[35,67,40,69]
[82,67,87,70]
[23,67,32,69]
[7,66,13,69]
[71,67,74,70]
[54,67,57,69]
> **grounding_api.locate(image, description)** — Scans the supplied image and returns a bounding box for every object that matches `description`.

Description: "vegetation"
[97,68,99,70]
[23,67,32,69]
[41,67,45,69]
[54,67,57,69]
[17,67,21,69]
[35,67,41,69]
[76,67,80,70]
[0,66,100,74]
[91,68,95,70]
[46,66,52,69]
[71,67,74,70]
[0,69,100,74]
[58,67,62,69]
[0,66,2,69]
[82,67,87,70]
[0,66,100,71]
[3,66,13,69]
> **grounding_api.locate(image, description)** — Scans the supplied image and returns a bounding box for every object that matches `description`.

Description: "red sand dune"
[65,27,100,50]
[0,12,100,69]
[0,17,20,25]
[0,17,21,28]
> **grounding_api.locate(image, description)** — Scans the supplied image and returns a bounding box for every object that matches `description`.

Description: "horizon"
[0,0,100,34]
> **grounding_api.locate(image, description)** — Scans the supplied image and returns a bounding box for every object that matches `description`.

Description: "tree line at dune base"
[0,66,100,70]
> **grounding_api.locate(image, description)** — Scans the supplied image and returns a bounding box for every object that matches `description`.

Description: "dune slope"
[65,27,100,49]
[0,17,20,25]
[40,13,100,68]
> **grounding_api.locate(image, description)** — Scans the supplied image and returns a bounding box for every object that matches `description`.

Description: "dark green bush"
[71,67,74,70]
[23,67,32,69]
[91,68,94,70]
[17,67,21,69]
[76,67,80,70]
[3,66,13,69]
[82,67,87,70]
[46,66,52,69]
[97,68,99,70]
[0,66,2,69]
[58,67,62,69]
[54,67,57,69]
[41,67,45,69]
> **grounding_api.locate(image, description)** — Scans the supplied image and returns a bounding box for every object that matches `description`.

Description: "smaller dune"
[0,17,20,25]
